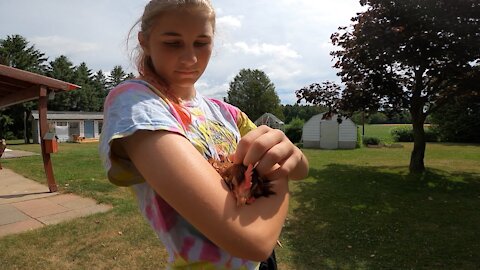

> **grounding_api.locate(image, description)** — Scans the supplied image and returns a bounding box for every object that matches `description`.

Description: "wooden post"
[38,85,57,192]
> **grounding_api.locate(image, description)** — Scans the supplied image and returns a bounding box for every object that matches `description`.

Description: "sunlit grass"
[1,141,479,269]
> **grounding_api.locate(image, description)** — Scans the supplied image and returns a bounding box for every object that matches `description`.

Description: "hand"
[232,125,308,181]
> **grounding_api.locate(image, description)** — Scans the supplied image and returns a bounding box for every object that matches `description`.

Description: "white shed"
[31,111,103,143]
[302,113,357,149]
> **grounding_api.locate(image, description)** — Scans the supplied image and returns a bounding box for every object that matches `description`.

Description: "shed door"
[84,120,94,138]
[320,121,339,149]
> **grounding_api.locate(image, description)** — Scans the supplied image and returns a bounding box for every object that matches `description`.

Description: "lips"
[175,70,197,75]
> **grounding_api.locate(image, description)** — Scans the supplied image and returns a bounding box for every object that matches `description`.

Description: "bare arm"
[116,130,289,261]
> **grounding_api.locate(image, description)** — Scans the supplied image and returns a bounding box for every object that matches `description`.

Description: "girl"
[99,0,309,269]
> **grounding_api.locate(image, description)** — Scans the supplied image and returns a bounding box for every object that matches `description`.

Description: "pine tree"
[0,34,48,142]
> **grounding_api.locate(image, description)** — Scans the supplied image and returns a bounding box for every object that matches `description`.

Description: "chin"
[175,78,199,86]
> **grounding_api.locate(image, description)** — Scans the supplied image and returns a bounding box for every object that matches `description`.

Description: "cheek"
[150,51,176,72]
[197,48,213,65]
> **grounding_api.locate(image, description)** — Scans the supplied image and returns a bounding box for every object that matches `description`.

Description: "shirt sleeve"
[206,98,257,137]
[236,111,257,137]
[99,81,185,187]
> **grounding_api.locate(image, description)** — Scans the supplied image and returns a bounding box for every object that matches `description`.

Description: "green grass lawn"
[1,136,479,269]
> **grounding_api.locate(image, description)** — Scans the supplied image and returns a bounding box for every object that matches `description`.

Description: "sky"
[0,0,365,104]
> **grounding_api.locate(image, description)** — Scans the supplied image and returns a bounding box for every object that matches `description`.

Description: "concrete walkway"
[0,168,112,238]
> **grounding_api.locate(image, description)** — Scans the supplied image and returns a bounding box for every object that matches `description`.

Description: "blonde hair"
[131,0,215,80]
[129,0,216,126]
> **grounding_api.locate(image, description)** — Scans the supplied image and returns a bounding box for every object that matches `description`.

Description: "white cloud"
[0,0,364,104]
[224,42,300,59]
[196,80,229,99]
[30,36,100,56]
[217,15,243,30]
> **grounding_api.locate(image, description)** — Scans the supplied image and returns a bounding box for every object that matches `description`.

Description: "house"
[254,113,285,130]
[31,111,103,143]
[302,113,357,149]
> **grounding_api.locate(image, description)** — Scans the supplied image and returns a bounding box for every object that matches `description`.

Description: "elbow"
[233,244,275,262]
[228,232,277,262]
[251,244,276,262]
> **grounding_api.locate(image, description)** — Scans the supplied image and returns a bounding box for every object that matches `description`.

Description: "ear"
[138,32,150,55]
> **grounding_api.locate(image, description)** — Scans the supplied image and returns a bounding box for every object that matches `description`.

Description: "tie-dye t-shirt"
[99,80,259,269]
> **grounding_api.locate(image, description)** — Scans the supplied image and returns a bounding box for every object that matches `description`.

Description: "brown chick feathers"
[208,156,275,206]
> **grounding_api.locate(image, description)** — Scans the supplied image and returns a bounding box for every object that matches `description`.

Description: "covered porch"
[0,64,80,192]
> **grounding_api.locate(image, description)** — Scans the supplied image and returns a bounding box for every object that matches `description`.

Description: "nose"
[179,46,198,65]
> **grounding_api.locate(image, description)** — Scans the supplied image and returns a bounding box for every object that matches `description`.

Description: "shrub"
[363,136,381,145]
[285,117,304,143]
[391,127,439,142]
[391,127,414,142]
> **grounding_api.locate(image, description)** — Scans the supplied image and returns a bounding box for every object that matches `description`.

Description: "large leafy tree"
[430,95,480,143]
[0,34,48,142]
[226,68,283,121]
[297,0,480,173]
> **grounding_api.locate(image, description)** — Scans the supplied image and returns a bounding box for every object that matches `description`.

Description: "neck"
[139,75,196,101]
[170,85,196,101]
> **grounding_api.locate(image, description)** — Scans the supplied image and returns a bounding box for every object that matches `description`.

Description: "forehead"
[150,7,214,37]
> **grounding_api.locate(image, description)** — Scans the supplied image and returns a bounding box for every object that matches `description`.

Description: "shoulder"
[205,97,241,122]
[203,98,257,136]
[104,80,157,110]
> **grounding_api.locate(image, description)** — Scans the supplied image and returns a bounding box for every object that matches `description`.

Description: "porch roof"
[0,64,80,109]
[31,111,103,120]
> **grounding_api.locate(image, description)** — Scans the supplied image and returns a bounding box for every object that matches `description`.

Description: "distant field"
[361,124,409,143]
[362,124,432,144]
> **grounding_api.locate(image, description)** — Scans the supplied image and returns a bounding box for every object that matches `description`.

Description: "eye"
[163,41,182,47]
[194,41,210,47]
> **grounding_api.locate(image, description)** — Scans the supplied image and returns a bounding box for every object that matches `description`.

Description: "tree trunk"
[410,117,426,173]
[24,109,32,144]
[409,68,427,173]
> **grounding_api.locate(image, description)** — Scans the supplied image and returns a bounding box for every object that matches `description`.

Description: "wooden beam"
[0,85,39,108]
[0,64,80,91]
[38,85,57,192]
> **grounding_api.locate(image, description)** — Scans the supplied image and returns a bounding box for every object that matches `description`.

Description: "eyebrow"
[161,32,212,38]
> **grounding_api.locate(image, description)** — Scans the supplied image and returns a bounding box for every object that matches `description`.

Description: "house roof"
[0,64,80,109]
[31,110,103,120]
[254,113,285,125]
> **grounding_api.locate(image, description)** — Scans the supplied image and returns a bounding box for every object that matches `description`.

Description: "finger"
[254,141,294,177]
[266,148,303,180]
[266,154,300,180]
[233,125,270,165]
[243,129,285,166]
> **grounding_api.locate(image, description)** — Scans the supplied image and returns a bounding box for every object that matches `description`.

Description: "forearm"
[122,130,289,261]
[222,178,289,259]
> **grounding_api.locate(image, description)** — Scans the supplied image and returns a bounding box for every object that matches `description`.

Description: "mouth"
[175,70,198,75]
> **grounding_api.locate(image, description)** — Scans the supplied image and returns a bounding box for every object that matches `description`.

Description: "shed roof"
[31,111,104,120]
[305,113,356,125]
[0,64,80,109]
[254,113,285,125]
